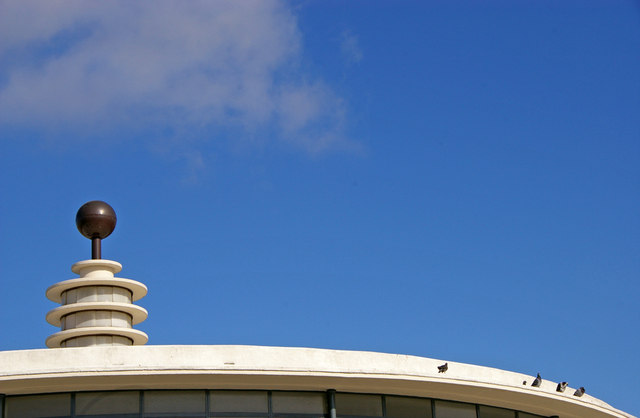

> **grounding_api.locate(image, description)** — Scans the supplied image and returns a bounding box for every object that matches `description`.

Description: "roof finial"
[46,201,148,348]
[76,201,117,259]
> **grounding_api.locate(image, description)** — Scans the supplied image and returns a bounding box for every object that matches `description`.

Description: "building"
[0,202,632,418]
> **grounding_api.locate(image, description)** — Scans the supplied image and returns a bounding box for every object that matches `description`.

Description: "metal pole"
[328,389,337,418]
[91,237,101,259]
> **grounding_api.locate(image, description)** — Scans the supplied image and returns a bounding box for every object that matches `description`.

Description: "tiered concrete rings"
[46,260,148,348]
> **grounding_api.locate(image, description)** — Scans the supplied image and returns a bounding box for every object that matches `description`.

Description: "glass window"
[272,391,327,414]
[518,413,546,418]
[478,405,515,418]
[210,391,268,413]
[434,400,476,418]
[5,394,71,418]
[144,390,205,415]
[336,393,382,417]
[76,391,139,415]
[385,396,432,418]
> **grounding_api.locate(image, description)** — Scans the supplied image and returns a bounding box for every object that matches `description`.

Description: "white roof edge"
[0,345,633,418]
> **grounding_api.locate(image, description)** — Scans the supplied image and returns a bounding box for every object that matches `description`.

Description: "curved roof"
[0,345,631,418]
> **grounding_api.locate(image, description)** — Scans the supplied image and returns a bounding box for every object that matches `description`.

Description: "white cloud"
[341,31,363,65]
[0,0,352,153]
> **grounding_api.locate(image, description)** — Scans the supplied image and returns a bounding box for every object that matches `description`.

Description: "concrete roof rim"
[0,345,630,418]
[0,372,630,418]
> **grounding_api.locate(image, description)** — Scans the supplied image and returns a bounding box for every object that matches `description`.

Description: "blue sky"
[0,0,638,415]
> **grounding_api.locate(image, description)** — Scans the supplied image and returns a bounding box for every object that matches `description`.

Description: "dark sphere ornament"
[76,201,117,240]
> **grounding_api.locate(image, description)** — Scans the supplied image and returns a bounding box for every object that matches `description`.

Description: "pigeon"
[531,373,542,387]
[556,382,568,392]
[522,381,527,385]
[437,362,448,373]
[574,387,585,397]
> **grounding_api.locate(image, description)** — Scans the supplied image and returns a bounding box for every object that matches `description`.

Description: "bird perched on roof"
[437,362,448,373]
[556,382,568,392]
[532,373,542,387]
[574,387,585,397]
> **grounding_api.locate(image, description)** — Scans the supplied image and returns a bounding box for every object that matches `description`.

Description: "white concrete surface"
[0,345,632,418]
[45,259,148,348]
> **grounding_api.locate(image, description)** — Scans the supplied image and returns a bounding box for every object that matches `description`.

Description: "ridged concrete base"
[46,259,148,348]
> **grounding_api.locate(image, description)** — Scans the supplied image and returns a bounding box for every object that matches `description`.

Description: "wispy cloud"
[0,0,353,153]
[341,31,363,65]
